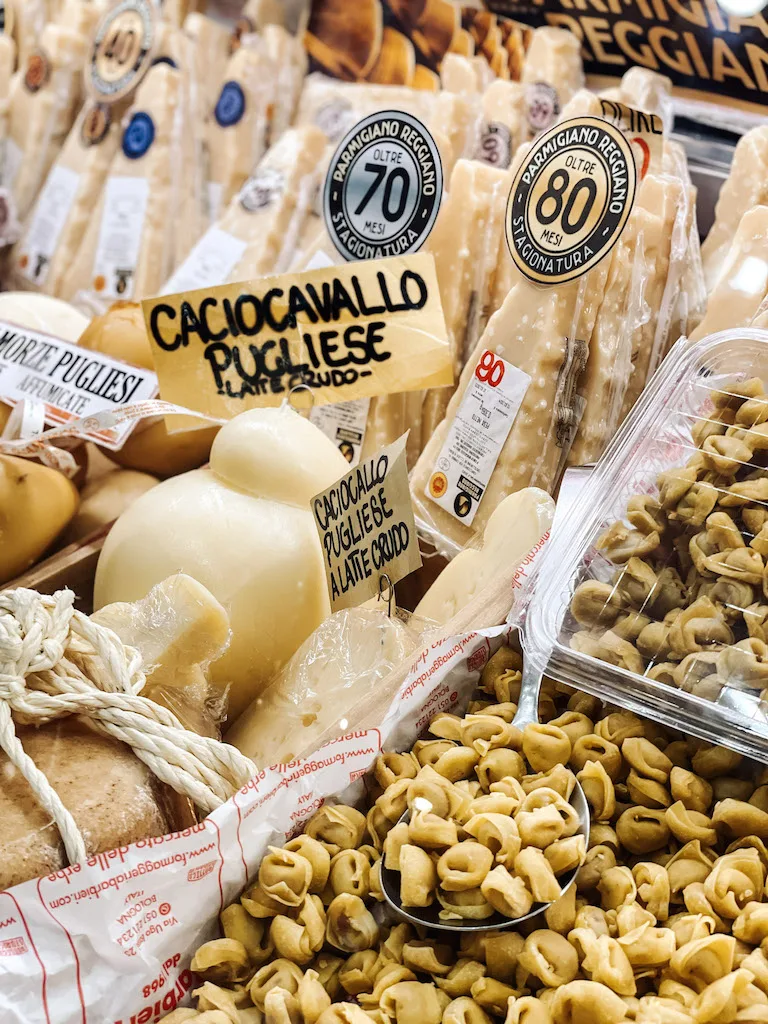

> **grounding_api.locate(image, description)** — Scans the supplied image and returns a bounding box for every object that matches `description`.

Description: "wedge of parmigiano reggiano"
[412,257,609,554]
[7,19,91,219]
[692,205,768,341]
[700,126,768,294]
[166,126,327,292]
[11,101,121,296]
[262,24,308,146]
[521,27,584,113]
[225,126,328,281]
[61,62,181,305]
[206,38,276,222]
[474,79,527,169]
[420,158,510,444]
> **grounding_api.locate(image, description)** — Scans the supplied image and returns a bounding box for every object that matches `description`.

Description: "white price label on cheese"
[0,319,158,449]
[18,166,80,286]
[163,226,247,294]
[426,351,530,526]
[310,398,370,467]
[92,176,149,299]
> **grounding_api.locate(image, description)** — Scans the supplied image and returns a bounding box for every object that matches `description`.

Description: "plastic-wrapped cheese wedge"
[226,607,421,765]
[420,158,511,446]
[6,18,92,220]
[10,100,121,295]
[521,26,584,129]
[183,12,230,115]
[656,140,705,353]
[94,405,350,723]
[700,126,768,293]
[412,255,610,556]
[0,33,17,195]
[61,62,181,306]
[262,24,308,146]
[616,171,685,426]
[223,125,328,282]
[600,67,673,125]
[568,200,646,467]
[164,27,208,267]
[206,37,276,222]
[414,487,555,625]
[474,78,527,169]
[691,205,768,341]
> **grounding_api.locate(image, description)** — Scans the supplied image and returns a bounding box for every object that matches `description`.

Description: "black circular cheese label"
[505,116,637,287]
[323,110,443,263]
[87,0,155,104]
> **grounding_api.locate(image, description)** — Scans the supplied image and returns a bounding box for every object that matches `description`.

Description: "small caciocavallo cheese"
[414,488,555,625]
[94,404,350,723]
[61,61,182,305]
[700,126,768,294]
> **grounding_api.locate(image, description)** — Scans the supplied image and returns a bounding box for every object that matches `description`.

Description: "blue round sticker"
[122,111,155,160]
[215,81,246,128]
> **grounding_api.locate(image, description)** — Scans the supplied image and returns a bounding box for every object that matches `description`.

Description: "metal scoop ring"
[379,662,591,932]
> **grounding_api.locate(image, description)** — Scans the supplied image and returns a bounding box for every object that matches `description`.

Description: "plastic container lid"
[526,327,768,761]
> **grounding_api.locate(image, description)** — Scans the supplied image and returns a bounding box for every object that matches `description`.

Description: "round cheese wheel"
[94,404,350,722]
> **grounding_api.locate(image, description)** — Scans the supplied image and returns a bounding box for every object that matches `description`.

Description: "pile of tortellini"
[570,375,768,702]
[160,647,768,1024]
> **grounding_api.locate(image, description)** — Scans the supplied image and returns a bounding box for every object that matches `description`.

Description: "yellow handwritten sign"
[142,253,451,424]
[312,434,421,611]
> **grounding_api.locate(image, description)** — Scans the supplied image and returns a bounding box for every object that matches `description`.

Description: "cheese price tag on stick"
[311,433,422,612]
[141,252,452,426]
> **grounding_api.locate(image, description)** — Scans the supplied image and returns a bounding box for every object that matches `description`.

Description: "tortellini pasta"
[165,654,768,1024]
[570,375,768,712]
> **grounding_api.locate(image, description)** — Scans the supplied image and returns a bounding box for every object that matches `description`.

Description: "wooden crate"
[8,528,109,613]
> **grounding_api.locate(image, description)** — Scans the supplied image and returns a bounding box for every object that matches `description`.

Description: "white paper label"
[0,319,158,449]
[207,180,223,222]
[426,351,530,526]
[163,226,247,294]
[2,136,22,189]
[18,166,81,286]
[304,249,335,271]
[310,397,370,467]
[92,176,149,299]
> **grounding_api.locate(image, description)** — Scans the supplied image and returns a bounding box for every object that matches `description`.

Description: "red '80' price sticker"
[475,350,506,388]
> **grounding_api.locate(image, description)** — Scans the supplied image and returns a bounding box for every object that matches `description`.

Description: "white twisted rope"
[0,588,257,867]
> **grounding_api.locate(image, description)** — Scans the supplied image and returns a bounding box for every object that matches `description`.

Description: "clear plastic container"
[526,327,768,761]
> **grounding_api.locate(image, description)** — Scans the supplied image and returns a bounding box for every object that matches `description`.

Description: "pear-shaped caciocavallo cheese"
[93,404,350,723]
